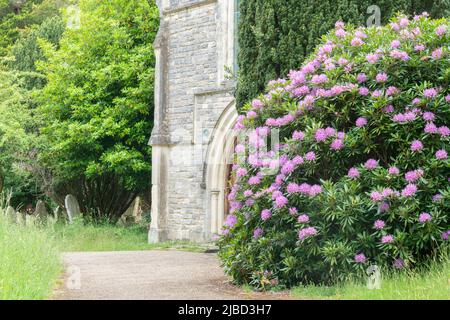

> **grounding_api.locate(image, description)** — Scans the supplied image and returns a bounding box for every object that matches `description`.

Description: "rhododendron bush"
[218,14,450,288]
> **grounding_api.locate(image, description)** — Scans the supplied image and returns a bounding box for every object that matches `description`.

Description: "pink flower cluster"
[298,227,318,240]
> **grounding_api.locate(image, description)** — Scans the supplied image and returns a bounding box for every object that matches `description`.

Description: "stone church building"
[149,0,241,242]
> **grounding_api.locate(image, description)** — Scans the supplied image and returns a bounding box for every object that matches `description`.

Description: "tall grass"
[0,211,61,300]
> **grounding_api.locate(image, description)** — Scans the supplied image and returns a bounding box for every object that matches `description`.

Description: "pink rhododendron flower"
[391,39,400,48]
[335,28,346,38]
[370,191,383,202]
[401,184,418,197]
[435,149,448,160]
[354,253,366,263]
[247,110,257,119]
[439,126,450,137]
[381,235,394,244]
[432,47,443,60]
[410,140,424,152]
[309,185,322,197]
[305,151,316,161]
[436,25,447,36]
[376,72,388,83]
[248,176,261,185]
[252,99,264,109]
[366,53,379,64]
[357,73,367,83]
[243,190,253,197]
[405,169,424,183]
[236,168,248,178]
[224,215,237,228]
[374,220,385,230]
[356,117,367,127]
[364,159,378,170]
[422,112,435,121]
[298,227,317,240]
[419,212,432,223]
[432,193,442,202]
[348,167,360,178]
[287,183,300,194]
[253,228,263,239]
[292,130,305,141]
[380,202,390,212]
[442,231,450,241]
[383,105,394,113]
[289,207,298,215]
[358,87,370,95]
[315,128,328,142]
[330,139,344,150]
[393,259,404,269]
[423,88,438,98]
[414,44,426,51]
[298,214,310,223]
[388,167,400,175]
[235,144,245,153]
[261,209,271,221]
[351,37,364,46]
[390,50,409,61]
[275,196,288,208]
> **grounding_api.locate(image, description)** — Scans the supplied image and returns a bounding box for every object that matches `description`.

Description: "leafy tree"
[236,0,450,110]
[0,64,39,205]
[10,15,65,88]
[37,0,159,222]
[0,0,68,56]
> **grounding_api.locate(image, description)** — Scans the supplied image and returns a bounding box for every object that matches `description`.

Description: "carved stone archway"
[204,101,238,237]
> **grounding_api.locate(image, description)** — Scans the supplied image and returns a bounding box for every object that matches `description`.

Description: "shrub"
[218,14,450,289]
[236,0,450,110]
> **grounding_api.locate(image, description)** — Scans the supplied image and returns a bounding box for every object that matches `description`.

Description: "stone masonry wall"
[151,0,236,241]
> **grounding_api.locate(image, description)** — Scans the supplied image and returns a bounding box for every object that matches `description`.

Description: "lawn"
[292,258,450,300]
[0,212,206,300]
[53,220,206,253]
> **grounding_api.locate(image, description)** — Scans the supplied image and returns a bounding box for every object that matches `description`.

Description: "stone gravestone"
[34,200,48,224]
[65,194,81,223]
[5,206,17,224]
[54,206,67,224]
[121,197,142,225]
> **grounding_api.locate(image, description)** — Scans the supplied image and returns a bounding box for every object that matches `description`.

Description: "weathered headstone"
[120,197,142,225]
[54,206,67,224]
[34,200,48,224]
[5,206,17,224]
[65,194,81,223]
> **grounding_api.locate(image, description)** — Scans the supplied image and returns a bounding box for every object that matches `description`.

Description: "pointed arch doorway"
[204,101,238,238]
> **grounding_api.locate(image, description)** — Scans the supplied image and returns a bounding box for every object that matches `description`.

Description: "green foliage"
[236,0,450,110]
[292,253,450,299]
[0,65,40,205]
[10,15,65,88]
[219,15,450,288]
[36,0,159,222]
[0,0,68,56]
[0,207,61,299]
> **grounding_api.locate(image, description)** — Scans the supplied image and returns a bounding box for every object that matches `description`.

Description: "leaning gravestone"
[34,200,48,224]
[5,206,17,224]
[65,194,81,223]
[54,206,68,224]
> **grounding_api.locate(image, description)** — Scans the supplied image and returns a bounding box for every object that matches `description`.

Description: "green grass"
[0,213,61,300]
[0,212,206,300]
[53,220,206,253]
[292,258,450,300]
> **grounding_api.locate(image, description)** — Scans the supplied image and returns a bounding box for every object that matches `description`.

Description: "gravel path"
[53,250,270,300]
